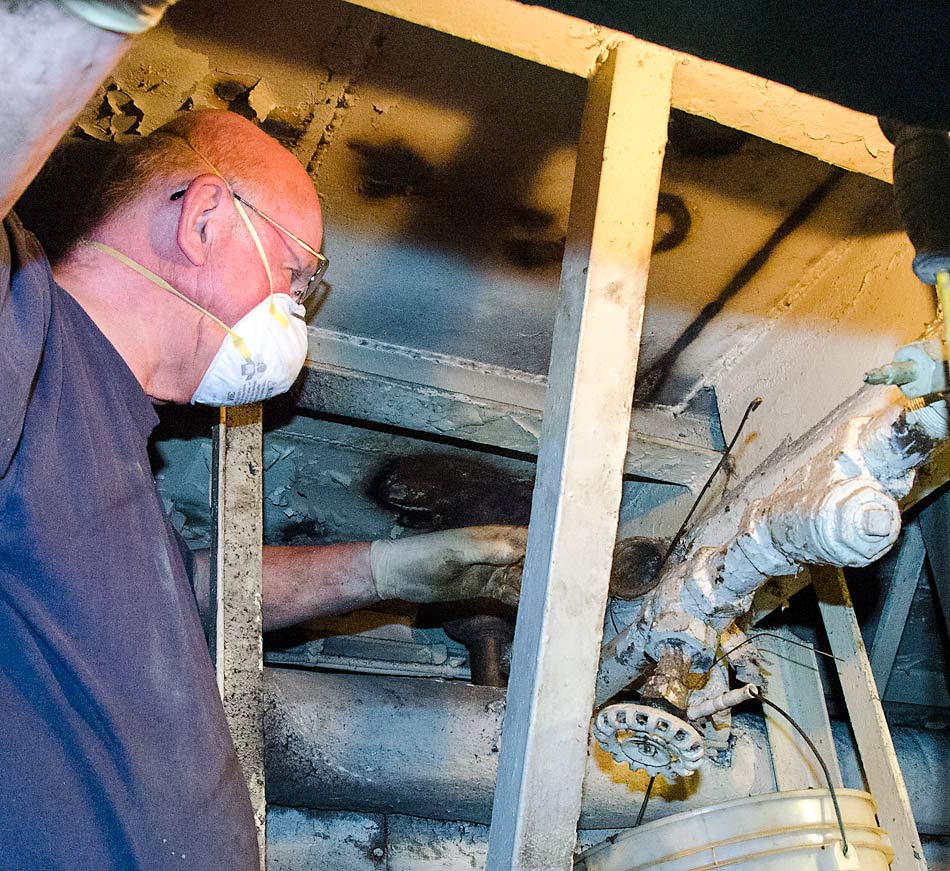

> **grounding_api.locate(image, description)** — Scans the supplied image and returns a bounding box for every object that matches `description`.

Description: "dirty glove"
[370,525,528,608]
[59,0,176,33]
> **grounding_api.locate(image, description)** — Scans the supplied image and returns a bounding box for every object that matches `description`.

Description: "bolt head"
[860,505,894,538]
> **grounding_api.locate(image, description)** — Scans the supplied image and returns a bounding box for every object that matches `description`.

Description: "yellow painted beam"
[343,0,893,182]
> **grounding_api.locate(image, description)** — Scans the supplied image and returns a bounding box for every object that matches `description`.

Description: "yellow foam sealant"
[937,270,950,357]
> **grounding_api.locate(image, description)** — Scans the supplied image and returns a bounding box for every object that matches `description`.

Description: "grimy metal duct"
[264,668,950,836]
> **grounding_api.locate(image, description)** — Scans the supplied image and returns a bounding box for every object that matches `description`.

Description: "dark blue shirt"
[0,214,258,870]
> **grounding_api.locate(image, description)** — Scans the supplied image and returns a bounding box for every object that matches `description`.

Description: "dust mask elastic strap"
[167,136,290,329]
[80,239,253,360]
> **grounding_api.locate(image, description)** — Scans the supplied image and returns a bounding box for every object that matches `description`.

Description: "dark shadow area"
[165,0,587,277]
[527,1,950,128]
[369,453,533,530]
[166,1,836,278]
[14,137,121,263]
[148,403,217,478]
[638,167,847,402]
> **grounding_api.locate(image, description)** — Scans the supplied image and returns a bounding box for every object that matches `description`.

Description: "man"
[0,1,527,868]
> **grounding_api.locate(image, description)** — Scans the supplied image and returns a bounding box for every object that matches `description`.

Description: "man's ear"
[175,174,229,267]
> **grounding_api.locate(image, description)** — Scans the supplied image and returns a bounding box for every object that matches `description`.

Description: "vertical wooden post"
[815,567,927,871]
[868,521,925,691]
[757,627,843,790]
[210,403,266,870]
[486,42,673,871]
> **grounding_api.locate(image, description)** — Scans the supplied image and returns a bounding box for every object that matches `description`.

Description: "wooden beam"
[210,404,267,870]
[298,331,722,491]
[756,627,843,790]
[815,567,927,871]
[486,42,673,871]
[869,521,925,693]
[342,0,892,181]
[672,56,891,182]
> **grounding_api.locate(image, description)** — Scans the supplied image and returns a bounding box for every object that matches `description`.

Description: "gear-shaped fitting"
[593,703,706,778]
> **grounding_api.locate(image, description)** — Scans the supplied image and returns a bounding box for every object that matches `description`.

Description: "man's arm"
[0,0,179,218]
[262,542,376,630]
[190,543,376,632]
[191,526,528,633]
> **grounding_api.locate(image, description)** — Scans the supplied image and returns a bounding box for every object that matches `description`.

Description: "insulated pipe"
[263,668,950,835]
[761,478,900,567]
[595,399,947,706]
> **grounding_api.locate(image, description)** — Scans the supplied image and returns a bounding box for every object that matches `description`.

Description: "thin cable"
[752,688,849,856]
[705,631,844,677]
[79,240,252,359]
[658,396,763,626]
[635,775,656,827]
[660,397,763,571]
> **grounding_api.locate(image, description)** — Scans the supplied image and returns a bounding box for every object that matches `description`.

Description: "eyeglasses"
[170,188,329,305]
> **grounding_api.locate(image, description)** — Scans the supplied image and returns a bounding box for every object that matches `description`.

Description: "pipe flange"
[592,704,706,778]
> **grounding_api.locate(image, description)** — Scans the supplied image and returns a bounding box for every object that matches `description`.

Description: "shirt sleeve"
[0,213,53,478]
[165,517,214,645]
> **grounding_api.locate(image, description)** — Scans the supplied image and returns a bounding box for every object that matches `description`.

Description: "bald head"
[92,109,321,245]
[51,108,325,404]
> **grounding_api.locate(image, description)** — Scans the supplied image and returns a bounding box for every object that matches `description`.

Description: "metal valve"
[592,703,706,778]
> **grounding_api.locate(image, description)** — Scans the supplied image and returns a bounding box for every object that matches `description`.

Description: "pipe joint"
[765,479,900,566]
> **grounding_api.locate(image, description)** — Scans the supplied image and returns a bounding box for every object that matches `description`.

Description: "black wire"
[705,631,844,677]
[660,397,763,571]
[753,688,849,856]
[635,775,656,827]
[621,396,762,664]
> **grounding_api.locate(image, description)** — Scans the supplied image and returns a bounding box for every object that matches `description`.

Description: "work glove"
[59,0,177,33]
[370,525,527,608]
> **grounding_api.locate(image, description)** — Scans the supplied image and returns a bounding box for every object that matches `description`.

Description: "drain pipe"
[263,667,950,836]
[878,119,950,287]
[595,392,948,707]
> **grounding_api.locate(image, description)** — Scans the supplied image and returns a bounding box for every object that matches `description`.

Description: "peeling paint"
[247,78,278,122]
[113,28,210,135]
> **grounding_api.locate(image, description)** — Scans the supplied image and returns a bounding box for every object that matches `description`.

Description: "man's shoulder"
[0,213,55,477]
[3,211,49,273]
[1,211,55,320]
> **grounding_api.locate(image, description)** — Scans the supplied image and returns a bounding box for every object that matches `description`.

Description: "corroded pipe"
[264,668,775,829]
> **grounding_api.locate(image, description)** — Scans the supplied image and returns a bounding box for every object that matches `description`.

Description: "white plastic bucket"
[575,789,893,871]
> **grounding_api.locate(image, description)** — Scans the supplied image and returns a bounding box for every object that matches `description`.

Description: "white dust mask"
[82,240,309,407]
[191,292,307,405]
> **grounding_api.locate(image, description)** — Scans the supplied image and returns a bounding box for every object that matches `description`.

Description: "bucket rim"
[579,788,880,860]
